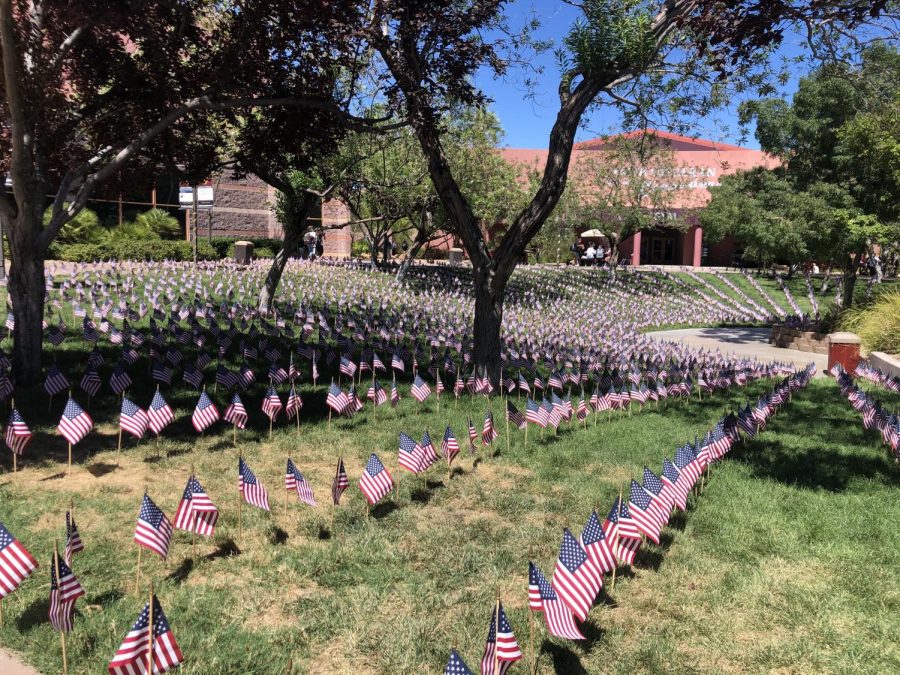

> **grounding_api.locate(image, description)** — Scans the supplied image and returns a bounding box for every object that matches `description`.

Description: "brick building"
[192,171,352,257]
[501,130,778,266]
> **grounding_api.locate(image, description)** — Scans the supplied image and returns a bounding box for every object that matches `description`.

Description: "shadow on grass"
[167,558,194,584]
[410,479,445,504]
[16,596,50,631]
[541,620,606,672]
[268,526,289,545]
[207,539,241,560]
[85,462,119,477]
[90,589,124,606]
[370,501,399,519]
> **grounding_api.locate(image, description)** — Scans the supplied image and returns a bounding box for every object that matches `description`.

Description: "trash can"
[234,240,254,265]
[828,332,862,375]
[448,248,463,266]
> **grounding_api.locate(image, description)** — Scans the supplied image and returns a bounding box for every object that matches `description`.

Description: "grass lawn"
[0,374,897,674]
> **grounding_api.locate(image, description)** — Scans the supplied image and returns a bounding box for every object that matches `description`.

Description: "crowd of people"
[569,239,610,266]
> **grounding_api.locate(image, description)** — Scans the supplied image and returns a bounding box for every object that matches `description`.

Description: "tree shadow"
[317,525,331,540]
[207,438,235,453]
[90,589,123,606]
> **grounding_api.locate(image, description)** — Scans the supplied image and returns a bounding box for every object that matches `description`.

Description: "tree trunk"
[258,192,316,311]
[396,235,426,283]
[471,265,504,385]
[6,210,46,386]
[842,256,860,309]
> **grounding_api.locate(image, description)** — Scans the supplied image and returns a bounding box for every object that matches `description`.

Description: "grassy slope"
[0,375,897,674]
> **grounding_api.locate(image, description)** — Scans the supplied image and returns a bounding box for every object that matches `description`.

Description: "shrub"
[351,240,370,258]
[134,208,181,238]
[45,207,104,244]
[840,289,900,354]
[210,236,287,259]
[255,247,275,259]
[53,239,216,262]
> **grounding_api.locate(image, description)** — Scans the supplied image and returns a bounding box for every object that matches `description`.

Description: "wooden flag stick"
[284,469,289,518]
[493,591,501,675]
[0,596,3,628]
[135,544,143,595]
[524,422,529,450]
[12,449,16,474]
[67,442,72,475]
[146,582,155,675]
[54,545,68,673]
[233,422,237,446]
[504,405,510,454]
[529,598,536,675]
[269,413,273,440]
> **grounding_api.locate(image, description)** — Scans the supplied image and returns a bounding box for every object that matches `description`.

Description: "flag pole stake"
[54,545,68,674]
[528,598,536,675]
[146,582,154,675]
[493,590,501,675]
[504,407,510,455]
[135,544,142,595]
[67,442,72,475]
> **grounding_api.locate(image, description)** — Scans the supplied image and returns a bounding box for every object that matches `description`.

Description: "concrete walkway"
[647,327,828,376]
[0,648,41,675]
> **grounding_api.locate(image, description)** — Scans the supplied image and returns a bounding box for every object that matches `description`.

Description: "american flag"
[0,521,38,598]
[552,528,603,622]
[147,391,175,435]
[277,382,299,419]
[505,400,525,430]
[613,498,642,564]
[339,355,357,378]
[261,385,283,420]
[398,432,423,474]
[331,458,350,505]
[238,363,256,389]
[641,467,671,526]
[391,350,405,372]
[173,476,218,536]
[326,382,349,415]
[107,596,183,675]
[481,601,522,675]
[674,443,702,491]
[517,372,530,394]
[367,380,388,406]
[192,391,220,432]
[239,457,270,511]
[285,458,317,507]
[80,368,102,398]
[467,417,478,452]
[660,458,687,512]
[215,364,237,391]
[49,551,85,632]
[134,494,173,559]
[482,410,499,445]
[527,561,583,640]
[120,397,149,439]
[109,362,133,395]
[390,379,400,407]
[418,430,440,470]
[441,426,460,464]
[182,362,203,390]
[411,374,431,402]
[5,408,32,455]
[359,453,394,505]
[579,510,617,574]
[58,396,93,445]
[64,511,84,565]
[152,360,173,386]
[525,398,547,428]
[223,392,248,429]
[628,480,662,544]
[444,648,474,674]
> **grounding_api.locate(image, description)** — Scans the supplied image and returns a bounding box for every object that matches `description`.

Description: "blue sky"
[474,1,810,150]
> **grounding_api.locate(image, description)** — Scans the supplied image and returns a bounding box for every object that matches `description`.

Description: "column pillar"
[630,230,642,266]
[693,225,703,267]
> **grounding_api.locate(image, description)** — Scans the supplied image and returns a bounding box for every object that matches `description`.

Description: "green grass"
[1,375,898,674]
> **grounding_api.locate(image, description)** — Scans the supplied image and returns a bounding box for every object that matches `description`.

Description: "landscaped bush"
[840,289,900,354]
[210,236,285,259]
[255,246,275,258]
[134,208,182,238]
[52,238,216,262]
[44,207,104,243]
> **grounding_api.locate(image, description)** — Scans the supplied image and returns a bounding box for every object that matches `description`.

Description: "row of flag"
[831,364,900,457]
[442,364,816,673]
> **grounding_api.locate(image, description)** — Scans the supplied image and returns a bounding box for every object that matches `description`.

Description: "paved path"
[647,327,828,376]
[0,648,41,675]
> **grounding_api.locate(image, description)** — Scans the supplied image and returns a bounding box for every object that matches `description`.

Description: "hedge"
[51,239,217,262]
[209,236,287,258]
